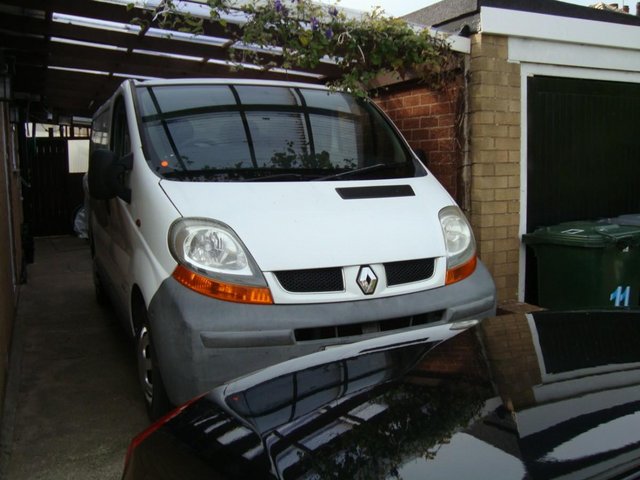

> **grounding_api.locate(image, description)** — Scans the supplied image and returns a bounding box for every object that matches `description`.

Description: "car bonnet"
[128,311,640,480]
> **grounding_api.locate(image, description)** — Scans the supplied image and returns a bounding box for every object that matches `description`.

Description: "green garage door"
[526,76,640,304]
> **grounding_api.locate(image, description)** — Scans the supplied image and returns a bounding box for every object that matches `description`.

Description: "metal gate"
[526,76,640,303]
[24,138,85,236]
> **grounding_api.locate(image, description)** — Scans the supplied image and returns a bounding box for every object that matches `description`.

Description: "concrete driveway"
[0,236,148,479]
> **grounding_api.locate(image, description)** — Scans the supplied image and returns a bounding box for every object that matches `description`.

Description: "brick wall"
[468,34,521,302]
[376,36,523,304]
[376,75,466,205]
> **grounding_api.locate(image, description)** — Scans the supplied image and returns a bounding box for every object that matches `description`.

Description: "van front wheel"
[136,316,171,420]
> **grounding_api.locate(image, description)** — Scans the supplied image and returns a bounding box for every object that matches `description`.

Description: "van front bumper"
[147,261,496,405]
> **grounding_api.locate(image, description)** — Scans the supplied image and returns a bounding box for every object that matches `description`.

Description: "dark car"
[123,311,640,480]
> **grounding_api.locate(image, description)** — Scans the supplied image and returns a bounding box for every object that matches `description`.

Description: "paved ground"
[0,236,148,479]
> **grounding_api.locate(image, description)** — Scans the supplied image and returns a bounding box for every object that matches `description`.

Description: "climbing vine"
[129,0,459,96]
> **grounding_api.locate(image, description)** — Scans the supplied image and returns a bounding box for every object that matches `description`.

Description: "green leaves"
[130,0,456,96]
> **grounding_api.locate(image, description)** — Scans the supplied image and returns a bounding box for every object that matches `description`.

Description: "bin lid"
[523,221,640,247]
[598,213,640,227]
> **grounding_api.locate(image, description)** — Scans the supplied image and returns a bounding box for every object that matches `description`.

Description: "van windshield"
[135,84,422,182]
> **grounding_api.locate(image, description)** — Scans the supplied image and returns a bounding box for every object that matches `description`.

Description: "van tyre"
[136,313,171,420]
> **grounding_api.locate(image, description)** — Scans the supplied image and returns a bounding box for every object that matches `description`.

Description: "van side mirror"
[414,148,428,168]
[88,149,133,203]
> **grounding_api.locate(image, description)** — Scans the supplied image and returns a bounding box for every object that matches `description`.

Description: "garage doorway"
[525,75,640,304]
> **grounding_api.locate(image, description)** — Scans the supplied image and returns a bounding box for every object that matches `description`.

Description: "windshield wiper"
[162,169,219,178]
[316,163,391,181]
[243,173,314,182]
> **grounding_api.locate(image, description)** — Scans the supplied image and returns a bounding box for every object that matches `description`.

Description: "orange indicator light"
[160,160,169,167]
[445,255,477,285]
[172,265,273,305]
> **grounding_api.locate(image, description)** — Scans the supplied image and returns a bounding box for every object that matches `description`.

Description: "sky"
[327,0,611,17]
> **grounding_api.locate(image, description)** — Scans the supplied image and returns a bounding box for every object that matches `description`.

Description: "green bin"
[523,221,640,310]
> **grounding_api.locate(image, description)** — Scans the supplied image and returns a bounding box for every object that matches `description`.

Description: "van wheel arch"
[131,287,171,420]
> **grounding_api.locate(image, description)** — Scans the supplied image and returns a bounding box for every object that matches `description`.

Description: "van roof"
[91,78,334,119]
[132,78,331,91]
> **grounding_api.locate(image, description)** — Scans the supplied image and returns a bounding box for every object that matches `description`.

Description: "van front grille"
[275,258,436,293]
[275,267,344,293]
[384,258,435,286]
[294,311,444,342]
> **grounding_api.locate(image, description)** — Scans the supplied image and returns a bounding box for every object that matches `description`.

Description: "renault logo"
[357,266,378,295]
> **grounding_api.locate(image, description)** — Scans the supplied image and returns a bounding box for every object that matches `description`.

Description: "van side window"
[112,97,131,157]
[90,108,110,154]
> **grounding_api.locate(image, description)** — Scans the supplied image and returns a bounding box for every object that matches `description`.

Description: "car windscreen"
[135,84,422,182]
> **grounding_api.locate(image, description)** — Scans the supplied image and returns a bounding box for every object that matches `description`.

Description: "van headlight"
[438,206,477,285]
[168,218,272,304]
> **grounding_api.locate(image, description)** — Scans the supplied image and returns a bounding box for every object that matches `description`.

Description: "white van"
[87,78,496,417]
